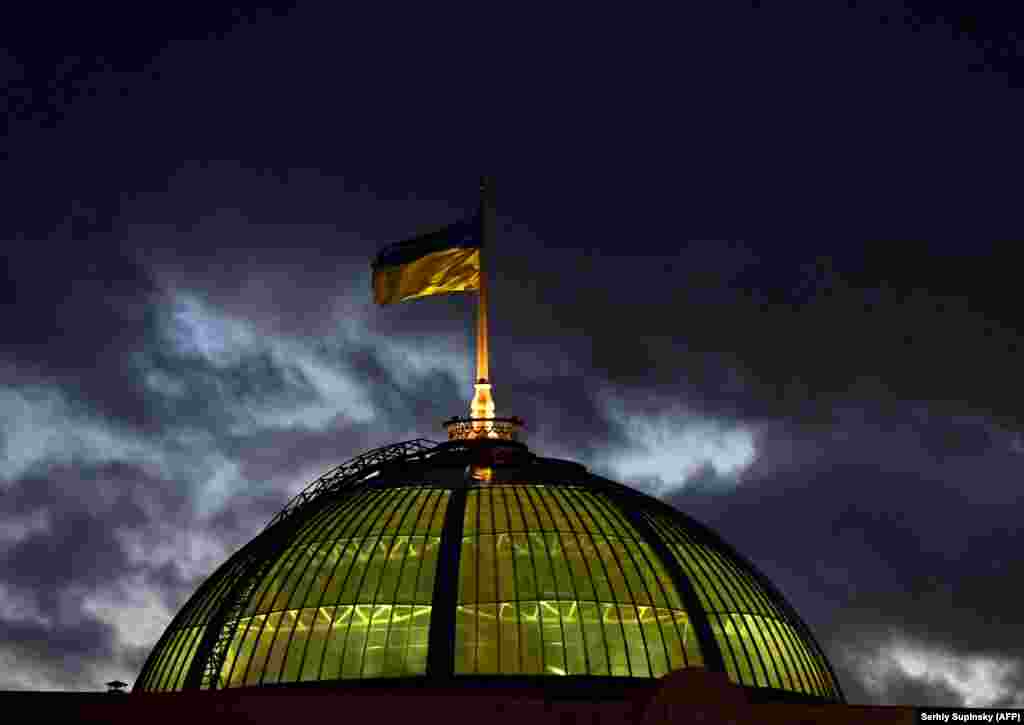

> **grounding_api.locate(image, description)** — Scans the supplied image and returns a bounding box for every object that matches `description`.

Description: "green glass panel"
[601,604,630,676]
[299,607,332,681]
[339,605,370,678]
[639,606,668,678]
[638,542,680,609]
[491,489,509,532]
[499,602,520,673]
[458,538,477,605]
[406,606,431,674]
[519,602,543,674]
[661,610,687,671]
[674,610,703,668]
[524,488,554,530]
[618,542,653,607]
[619,605,650,678]
[576,491,631,539]
[414,537,440,603]
[529,533,557,599]
[518,491,540,530]
[174,626,205,691]
[319,605,351,680]
[244,611,282,686]
[477,602,499,674]
[152,629,185,692]
[428,491,448,535]
[477,535,497,603]
[463,492,478,536]
[580,602,608,675]
[541,600,566,674]
[395,536,422,602]
[359,605,392,677]
[263,609,298,684]
[593,538,627,601]
[549,490,584,532]
[514,533,539,600]
[563,535,598,600]
[560,602,587,675]
[545,534,576,600]
[477,490,493,534]
[455,605,477,674]
[150,628,181,691]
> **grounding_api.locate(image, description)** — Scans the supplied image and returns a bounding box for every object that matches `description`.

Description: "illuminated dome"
[135,422,844,703]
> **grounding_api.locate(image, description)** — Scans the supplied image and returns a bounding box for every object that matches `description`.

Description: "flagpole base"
[443,416,524,442]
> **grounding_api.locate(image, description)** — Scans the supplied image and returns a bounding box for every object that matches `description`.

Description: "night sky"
[2,2,1022,706]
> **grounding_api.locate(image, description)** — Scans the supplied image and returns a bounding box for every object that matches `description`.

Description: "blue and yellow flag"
[372,214,482,305]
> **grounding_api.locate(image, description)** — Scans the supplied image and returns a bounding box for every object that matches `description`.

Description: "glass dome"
[135,435,843,703]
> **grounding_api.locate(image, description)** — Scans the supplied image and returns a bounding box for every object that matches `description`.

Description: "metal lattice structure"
[135,434,845,704]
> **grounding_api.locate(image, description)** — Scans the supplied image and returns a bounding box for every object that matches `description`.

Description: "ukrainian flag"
[372,214,482,305]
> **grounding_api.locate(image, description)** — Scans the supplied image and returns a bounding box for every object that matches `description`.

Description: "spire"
[470,176,495,426]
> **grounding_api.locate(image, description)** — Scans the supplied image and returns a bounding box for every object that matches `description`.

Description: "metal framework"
[443,416,524,441]
[183,439,444,690]
[138,437,844,704]
[265,439,442,529]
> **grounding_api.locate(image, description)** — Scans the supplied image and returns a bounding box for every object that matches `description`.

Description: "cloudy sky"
[2,1,1022,707]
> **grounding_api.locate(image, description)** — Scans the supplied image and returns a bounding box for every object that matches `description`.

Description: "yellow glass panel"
[636,542,680,609]
[660,610,688,671]
[244,611,282,685]
[639,607,668,678]
[414,537,440,603]
[341,605,371,678]
[479,534,498,604]
[713,614,768,688]
[156,629,187,691]
[299,606,333,681]
[174,627,204,690]
[477,490,493,534]
[455,605,477,673]
[234,613,271,686]
[517,490,539,530]
[477,603,499,673]
[549,490,584,531]
[499,602,520,673]
[674,610,703,668]
[529,533,557,599]
[545,534,576,600]
[514,534,538,600]
[618,540,654,606]
[262,609,298,683]
[491,489,509,532]
[524,488,554,530]
[592,538,625,601]
[360,605,392,677]
[541,601,566,674]
[428,491,448,535]
[579,602,608,675]
[601,604,630,676]
[564,493,599,532]
[459,538,477,605]
[519,602,543,674]
[563,535,598,600]
[560,602,587,674]
[154,629,186,691]
[463,492,478,536]
[319,605,351,680]
[405,606,431,674]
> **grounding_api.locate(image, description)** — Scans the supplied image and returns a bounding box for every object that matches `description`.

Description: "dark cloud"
[1,1,1021,703]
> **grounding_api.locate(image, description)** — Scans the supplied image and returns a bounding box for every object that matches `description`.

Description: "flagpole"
[470,176,495,425]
